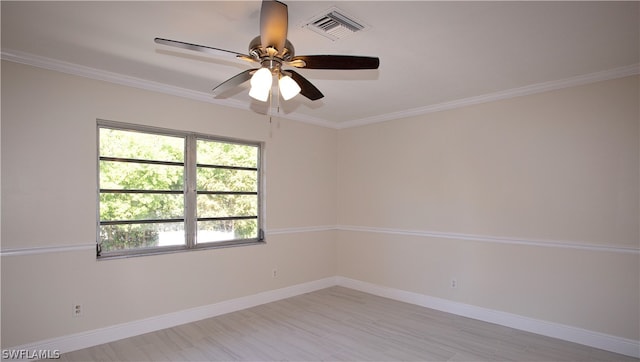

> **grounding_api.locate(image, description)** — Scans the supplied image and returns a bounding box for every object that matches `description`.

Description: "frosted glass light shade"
[249,68,273,102]
[278,75,301,100]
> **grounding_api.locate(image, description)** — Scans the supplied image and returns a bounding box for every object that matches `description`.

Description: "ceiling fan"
[154,0,379,102]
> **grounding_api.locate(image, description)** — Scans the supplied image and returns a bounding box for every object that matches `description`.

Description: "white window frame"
[97,120,264,259]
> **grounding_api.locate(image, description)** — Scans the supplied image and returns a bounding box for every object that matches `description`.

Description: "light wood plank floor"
[59,287,638,361]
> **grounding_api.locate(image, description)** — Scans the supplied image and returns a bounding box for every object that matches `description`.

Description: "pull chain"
[268,83,274,124]
[268,80,282,125]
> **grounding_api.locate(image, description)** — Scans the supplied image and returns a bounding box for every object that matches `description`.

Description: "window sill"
[97,239,266,260]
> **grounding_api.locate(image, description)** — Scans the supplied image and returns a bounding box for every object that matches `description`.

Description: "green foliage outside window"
[98,127,260,254]
[196,140,258,240]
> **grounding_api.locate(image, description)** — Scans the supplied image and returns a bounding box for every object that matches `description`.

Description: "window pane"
[98,124,262,257]
[100,161,184,190]
[100,193,184,221]
[100,128,184,162]
[197,168,257,192]
[197,139,257,168]
[99,222,185,252]
[197,194,257,218]
[197,219,258,243]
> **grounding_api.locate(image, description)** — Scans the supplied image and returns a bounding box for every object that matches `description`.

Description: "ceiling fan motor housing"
[249,35,294,62]
[154,0,378,102]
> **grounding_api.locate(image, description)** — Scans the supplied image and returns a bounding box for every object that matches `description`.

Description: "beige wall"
[0,61,337,347]
[336,75,640,340]
[1,60,638,348]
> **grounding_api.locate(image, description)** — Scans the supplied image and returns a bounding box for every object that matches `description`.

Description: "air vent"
[304,7,367,41]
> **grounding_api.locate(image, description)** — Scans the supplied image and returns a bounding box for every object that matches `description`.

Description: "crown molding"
[337,63,640,129]
[2,49,637,130]
[0,49,337,129]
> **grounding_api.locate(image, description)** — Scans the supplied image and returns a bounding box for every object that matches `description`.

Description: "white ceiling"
[2,1,639,128]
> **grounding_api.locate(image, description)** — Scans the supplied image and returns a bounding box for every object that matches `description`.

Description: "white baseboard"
[11,277,338,357]
[336,277,640,359]
[10,276,639,359]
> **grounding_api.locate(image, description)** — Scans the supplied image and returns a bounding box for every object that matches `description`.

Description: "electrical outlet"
[72,303,83,317]
[450,278,458,289]
[272,268,278,278]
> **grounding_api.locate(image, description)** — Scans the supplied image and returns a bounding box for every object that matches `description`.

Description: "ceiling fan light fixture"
[155,0,379,103]
[249,67,273,102]
[278,74,301,100]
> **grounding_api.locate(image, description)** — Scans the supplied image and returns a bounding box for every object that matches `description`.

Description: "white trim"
[0,49,336,130]
[335,277,640,358]
[0,224,337,257]
[0,244,95,257]
[2,49,638,130]
[337,225,640,254]
[3,225,637,256]
[9,276,638,358]
[9,277,338,356]
[337,63,640,129]
[266,225,336,235]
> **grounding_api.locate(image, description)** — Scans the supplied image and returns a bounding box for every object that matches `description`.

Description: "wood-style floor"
[60,286,638,361]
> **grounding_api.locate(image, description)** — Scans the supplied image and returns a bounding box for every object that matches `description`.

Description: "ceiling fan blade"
[155,37,244,58]
[287,70,324,101]
[260,0,288,53]
[289,55,380,70]
[212,69,257,96]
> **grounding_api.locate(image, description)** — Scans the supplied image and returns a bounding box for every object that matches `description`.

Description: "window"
[97,121,263,258]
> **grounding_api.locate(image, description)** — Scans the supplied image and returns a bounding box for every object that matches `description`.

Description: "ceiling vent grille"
[304,7,367,41]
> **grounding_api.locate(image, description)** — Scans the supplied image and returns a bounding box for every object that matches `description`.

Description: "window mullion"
[97,121,264,258]
[184,134,198,248]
